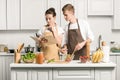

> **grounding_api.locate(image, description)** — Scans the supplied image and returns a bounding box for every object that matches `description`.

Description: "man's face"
[45,14,56,26]
[63,10,73,22]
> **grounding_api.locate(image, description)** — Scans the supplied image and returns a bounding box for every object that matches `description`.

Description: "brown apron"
[67,19,86,60]
[41,26,59,60]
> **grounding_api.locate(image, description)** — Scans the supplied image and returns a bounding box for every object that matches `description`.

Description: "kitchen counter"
[10,61,116,68]
[10,61,116,80]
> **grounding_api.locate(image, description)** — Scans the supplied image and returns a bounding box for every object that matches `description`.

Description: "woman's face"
[45,14,56,26]
[63,10,73,22]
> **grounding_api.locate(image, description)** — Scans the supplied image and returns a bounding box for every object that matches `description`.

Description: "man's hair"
[62,4,74,13]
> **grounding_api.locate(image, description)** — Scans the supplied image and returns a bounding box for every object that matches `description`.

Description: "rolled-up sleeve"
[61,25,68,46]
[79,20,94,42]
[85,21,94,42]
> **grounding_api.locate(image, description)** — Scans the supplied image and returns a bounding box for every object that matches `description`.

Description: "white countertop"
[10,61,116,68]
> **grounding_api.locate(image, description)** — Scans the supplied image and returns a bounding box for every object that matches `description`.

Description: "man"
[61,4,94,60]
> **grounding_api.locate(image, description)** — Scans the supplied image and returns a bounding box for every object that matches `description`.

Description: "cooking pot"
[24,45,34,53]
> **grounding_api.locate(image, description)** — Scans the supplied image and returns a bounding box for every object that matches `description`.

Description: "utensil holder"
[14,52,21,63]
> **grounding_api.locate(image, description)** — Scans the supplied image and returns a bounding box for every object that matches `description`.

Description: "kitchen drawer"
[53,68,94,80]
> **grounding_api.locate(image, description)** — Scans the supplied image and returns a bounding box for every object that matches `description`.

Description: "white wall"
[0,30,37,49]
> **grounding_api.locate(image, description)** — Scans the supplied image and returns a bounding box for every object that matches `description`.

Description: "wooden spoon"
[18,43,24,53]
[70,49,77,60]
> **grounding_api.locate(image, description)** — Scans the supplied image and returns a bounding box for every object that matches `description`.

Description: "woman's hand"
[75,41,86,51]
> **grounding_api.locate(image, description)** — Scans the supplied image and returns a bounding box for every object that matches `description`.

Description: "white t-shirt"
[37,25,64,37]
[62,19,94,45]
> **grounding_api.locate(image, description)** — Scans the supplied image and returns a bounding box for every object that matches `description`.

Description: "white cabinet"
[0,0,20,30]
[110,55,116,63]
[74,0,87,20]
[0,0,6,30]
[113,0,120,29]
[0,54,14,80]
[0,56,6,80]
[95,68,115,80]
[110,55,120,80]
[7,0,20,30]
[88,0,113,16]
[21,0,47,30]
[5,56,14,80]
[53,68,94,80]
[31,69,52,80]
[11,65,115,80]
[117,56,120,80]
[11,68,52,80]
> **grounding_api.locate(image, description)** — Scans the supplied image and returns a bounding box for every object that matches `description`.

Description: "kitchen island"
[10,61,116,80]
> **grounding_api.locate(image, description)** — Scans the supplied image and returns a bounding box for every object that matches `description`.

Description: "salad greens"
[22,52,36,60]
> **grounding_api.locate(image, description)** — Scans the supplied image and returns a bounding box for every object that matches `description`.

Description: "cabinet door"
[0,0,6,30]
[31,68,52,80]
[48,0,61,26]
[11,68,52,80]
[21,0,47,30]
[74,0,87,20]
[113,0,120,29]
[5,55,14,80]
[0,56,4,80]
[110,55,116,63]
[53,68,94,80]
[11,69,28,80]
[0,56,6,80]
[117,56,120,80]
[95,68,115,80]
[7,0,20,30]
[88,0,113,16]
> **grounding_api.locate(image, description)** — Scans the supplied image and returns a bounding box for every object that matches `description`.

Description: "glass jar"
[36,52,44,64]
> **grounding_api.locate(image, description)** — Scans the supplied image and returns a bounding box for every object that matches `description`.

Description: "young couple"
[37,4,94,60]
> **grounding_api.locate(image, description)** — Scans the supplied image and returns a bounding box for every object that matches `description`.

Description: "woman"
[61,4,94,60]
[37,8,64,60]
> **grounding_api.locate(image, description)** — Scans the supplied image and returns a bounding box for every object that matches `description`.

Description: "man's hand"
[75,41,86,51]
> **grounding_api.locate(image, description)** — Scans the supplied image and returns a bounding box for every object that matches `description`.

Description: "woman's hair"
[45,8,56,17]
[62,4,74,13]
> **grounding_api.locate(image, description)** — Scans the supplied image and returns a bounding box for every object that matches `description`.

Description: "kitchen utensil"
[24,45,34,53]
[14,49,21,63]
[70,49,77,60]
[17,43,24,53]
